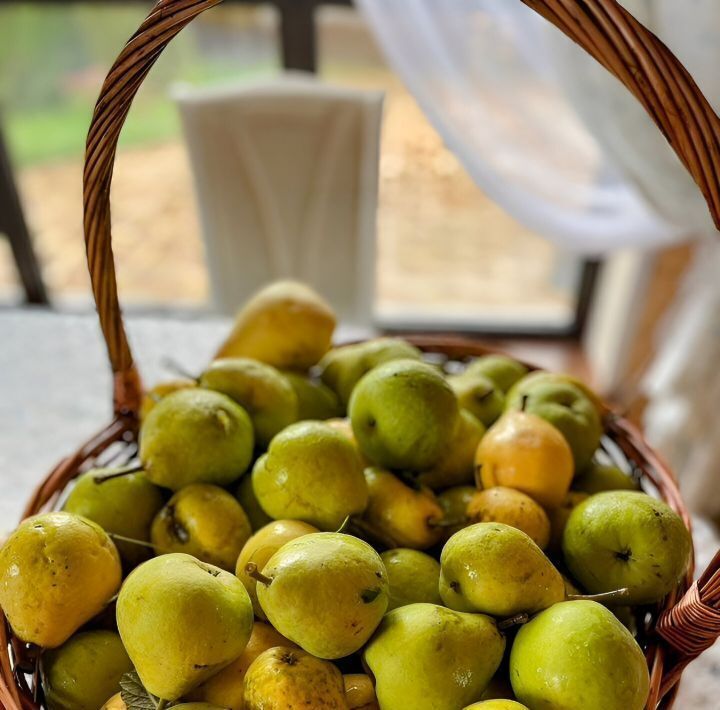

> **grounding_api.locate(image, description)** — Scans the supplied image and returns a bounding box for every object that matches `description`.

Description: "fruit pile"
[0,282,693,710]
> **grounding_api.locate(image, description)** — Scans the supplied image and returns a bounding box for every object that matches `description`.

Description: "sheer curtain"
[355,0,720,515]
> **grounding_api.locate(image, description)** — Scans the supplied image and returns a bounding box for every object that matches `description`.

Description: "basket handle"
[84,0,720,418]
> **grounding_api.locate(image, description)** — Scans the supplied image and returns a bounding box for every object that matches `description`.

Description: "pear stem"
[107,533,157,551]
[155,700,168,710]
[335,516,351,534]
[161,357,199,382]
[568,588,632,606]
[498,613,529,631]
[245,562,274,586]
[520,394,529,412]
[93,465,143,485]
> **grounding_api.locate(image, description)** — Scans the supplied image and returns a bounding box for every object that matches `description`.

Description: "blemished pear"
[215,280,336,370]
[187,621,297,708]
[200,358,299,447]
[151,484,252,571]
[440,523,565,617]
[364,603,505,710]
[319,337,422,407]
[252,421,368,530]
[140,388,254,490]
[417,409,485,490]
[243,647,347,709]
[0,512,121,648]
[510,600,649,710]
[464,355,529,393]
[562,491,692,604]
[42,631,132,710]
[349,359,459,471]
[116,553,253,701]
[253,533,388,659]
[62,466,164,568]
[360,467,444,550]
[476,411,574,509]
[380,548,442,610]
[236,519,319,618]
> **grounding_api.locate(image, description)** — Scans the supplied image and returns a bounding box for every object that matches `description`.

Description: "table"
[1,307,718,704]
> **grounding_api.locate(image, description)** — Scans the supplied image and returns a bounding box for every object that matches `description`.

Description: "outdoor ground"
[0,6,575,326]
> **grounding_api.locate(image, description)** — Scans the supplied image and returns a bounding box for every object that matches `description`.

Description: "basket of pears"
[5,1,720,709]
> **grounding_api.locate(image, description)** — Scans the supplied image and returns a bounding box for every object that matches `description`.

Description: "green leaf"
[119,671,159,710]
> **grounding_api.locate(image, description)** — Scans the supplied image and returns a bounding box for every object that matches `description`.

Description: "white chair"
[173,74,383,329]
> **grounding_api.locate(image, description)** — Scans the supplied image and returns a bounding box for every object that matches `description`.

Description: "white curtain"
[356,0,720,251]
[356,0,720,519]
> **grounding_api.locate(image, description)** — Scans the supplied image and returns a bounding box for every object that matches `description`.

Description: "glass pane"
[318,6,584,332]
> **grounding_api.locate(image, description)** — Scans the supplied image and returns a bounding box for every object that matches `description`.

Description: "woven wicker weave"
[3,0,720,708]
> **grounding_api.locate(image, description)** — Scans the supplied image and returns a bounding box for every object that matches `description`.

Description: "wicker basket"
[3,0,720,708]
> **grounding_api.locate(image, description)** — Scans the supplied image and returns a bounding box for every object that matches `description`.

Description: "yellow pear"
[236,519,319,618]
[100,694,126,710]
[476,411,574,509]
[140,378,197,421]
[466,487,551,549]
[360,467,444,550]
[243,647,346,709]
[216,281,336,370]
[187,621,297,708]
[344,674,380,709]
[0,512,121,648]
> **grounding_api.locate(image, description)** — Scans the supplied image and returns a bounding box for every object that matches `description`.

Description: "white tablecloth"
[1,307,718,705]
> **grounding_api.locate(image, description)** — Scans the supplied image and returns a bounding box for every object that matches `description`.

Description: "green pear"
[282,371,343,420]
[440,523,565,617]
[236,519,319,618]
[449,373,505,427]
[63,467,164,568]
[380,549,442,610]
[151,484,252,571]
[215,280,336,370]
[319,337,422,407]
[510,600,649,710]
[364,603,505,710]
[349,359,459,471]
[573,461,640,493]
[252,421,368,530]
[436,485,476,540]
[42,630,132,710]
[140,389,254,490]
[200,358,298,448]
[464,355,528,393]
[464,702,528,710]
[505,379,602,469]
[251,533,388,659]
[117,553,254,701]
[562,491,692,604]
[236,470,273,531]
[0,512,122,648]
[417,410,485,489]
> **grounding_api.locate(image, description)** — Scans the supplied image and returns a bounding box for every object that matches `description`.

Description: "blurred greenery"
[0,5,278,166]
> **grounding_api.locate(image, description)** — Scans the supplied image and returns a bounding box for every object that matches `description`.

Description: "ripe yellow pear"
[216,280,336,370]
[243,647,347,709]
[151,484,252,571]
[100,694,126,710]
[0,512,121,648]
[187,621,297,708]
[466,487,551,549]
[140,378,197,421]
[476,411,574,509]
[236,519,319,618]
[360,467,444,550]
